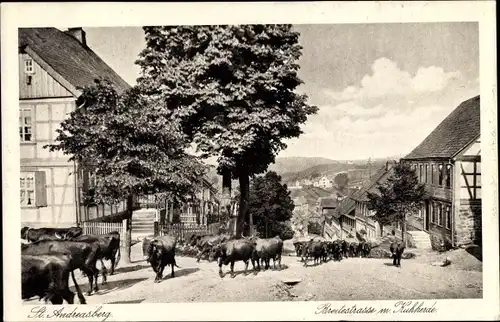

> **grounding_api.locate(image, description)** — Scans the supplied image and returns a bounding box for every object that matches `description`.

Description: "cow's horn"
[55,232,62,239]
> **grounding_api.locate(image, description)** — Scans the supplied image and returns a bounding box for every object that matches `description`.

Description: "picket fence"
[82,221,126,247]
[158,223,221,244]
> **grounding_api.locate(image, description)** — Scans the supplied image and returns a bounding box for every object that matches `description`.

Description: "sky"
[83,23,479,161]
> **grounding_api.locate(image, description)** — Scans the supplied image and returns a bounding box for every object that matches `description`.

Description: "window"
[424,164,428,183]
[419,164,424,183]
[445,206,451,229]
[438,164,444,186]
[19,107,33,142]
[20,171,47,207]
[24,59,34,74]
[20,172,35,206]
[431,164,435,185]
[445,164,452,188]
[437,203,443,226]
[431,202,436,223]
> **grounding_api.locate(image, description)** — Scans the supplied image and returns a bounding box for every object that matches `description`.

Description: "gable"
[455,136,481,158]
[19,53,74,99]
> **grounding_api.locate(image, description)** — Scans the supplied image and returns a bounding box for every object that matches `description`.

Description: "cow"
[341,240,349,258]
[212,238,257,278]
[64,232,121,275]
[21,226,83,243]
[329,240,343,261]
[349,240,360,257]
[390,241,405,268]
[358,241,371,258]
[21,240,101,296]
[189,233,231,263]
[301,239,325,267]
[252,235,283,271]
[22,254,86,304]
[144,235,180,283]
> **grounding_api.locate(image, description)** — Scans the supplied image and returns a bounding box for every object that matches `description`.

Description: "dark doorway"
[424,200,430,231]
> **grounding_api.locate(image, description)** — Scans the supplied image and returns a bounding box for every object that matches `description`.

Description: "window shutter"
[35,171,48,207]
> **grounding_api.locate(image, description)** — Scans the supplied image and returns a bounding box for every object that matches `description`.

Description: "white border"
[2,1,498,321]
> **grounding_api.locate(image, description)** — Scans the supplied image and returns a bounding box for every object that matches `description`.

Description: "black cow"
[252,235,283,271]
[358,241,371,258]
[341,240,349,258]
[189,233,231,262]
[212,239,257,278]
[330,240,343,261]
[66,232,121,275]
[144,235,180,283]
[21,240,101,296]
[390,241,405,267]
[21,226,83,243]
[349,241,360,257]
[301,239,325,266]
[22,254,86,304]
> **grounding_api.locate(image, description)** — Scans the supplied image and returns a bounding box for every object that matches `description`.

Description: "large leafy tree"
[46,79,207,207]
[248,171,294,239]
[135,25,317,237]
[366,162,426,246]
[334,172,349,193]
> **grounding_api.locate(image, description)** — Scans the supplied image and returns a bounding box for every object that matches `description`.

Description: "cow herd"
[21,226,121,305]
[292,238,373,266]
[142,233,284,279]
[21,226,405,305]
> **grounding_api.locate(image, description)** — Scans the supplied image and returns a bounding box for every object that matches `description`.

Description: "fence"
[82,221,127,247]
[157,223,221,244]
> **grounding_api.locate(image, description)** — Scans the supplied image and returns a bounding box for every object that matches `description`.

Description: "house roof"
[319,197,337,208]
[333,196,355,218]
[404,95,480,160]
[350,163,395,202]
[19,28,130,96]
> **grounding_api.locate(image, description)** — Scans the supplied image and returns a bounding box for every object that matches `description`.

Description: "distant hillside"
[268,157,339,174]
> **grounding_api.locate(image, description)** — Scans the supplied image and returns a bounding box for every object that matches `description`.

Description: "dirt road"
[28,243,481,304]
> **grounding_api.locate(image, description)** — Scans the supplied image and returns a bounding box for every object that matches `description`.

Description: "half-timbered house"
[19,27,131,228]
[402,95,481,250]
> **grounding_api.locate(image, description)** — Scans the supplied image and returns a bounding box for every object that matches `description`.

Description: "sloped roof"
[404,96,480,160]
[333,196,355,218]
[319,197,337,208]
[351,163,395,202]
[19,28,130,95]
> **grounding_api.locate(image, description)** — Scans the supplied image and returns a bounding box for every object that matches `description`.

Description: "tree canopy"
[248,171,294,239]
[334,172,349,192]
[46,79,207,204]
[366,162,426,243]
[135,25,317,237]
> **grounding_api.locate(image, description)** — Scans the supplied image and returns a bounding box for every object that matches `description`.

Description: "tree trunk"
[123,194,134,264]
[236,168,250,239]
[403,213,407,247]
[221,168,233,234]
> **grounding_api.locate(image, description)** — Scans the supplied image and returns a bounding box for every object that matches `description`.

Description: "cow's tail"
[115,243,121,268]
[70,270,87,304]
[173,257,181,268]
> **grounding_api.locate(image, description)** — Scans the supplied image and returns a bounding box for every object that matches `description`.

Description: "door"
[424,200,430,231]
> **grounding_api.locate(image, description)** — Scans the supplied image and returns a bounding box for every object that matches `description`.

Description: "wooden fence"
[157,223,221,244]
[82,221,127,247]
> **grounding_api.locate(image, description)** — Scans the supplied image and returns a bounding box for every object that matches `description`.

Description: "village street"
[25,242,482,304]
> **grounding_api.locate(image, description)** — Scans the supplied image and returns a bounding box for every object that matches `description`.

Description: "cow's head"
[21,226,31,239]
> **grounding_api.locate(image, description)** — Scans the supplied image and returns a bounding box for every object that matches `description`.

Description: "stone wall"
[455,200,482,246]
[428,223,452,251]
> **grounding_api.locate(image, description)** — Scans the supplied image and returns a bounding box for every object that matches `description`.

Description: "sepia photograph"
[2,1,498,321]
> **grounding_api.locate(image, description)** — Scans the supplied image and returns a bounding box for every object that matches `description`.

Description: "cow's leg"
[218,257,224,278]
[70,270,86,304]
[196,246,208,263]
[109,251,116,275]
[272,257,276,270]
[171,263,175,278]
[100,259,108,285]
[251,258,258,275]
[243,260,249,275]
[278,254,282,270]
[230,261,235,278]
[155,262,163,282]
[61,289,75,304]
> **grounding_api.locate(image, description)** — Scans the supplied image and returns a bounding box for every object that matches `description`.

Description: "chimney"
[66,28,86,46]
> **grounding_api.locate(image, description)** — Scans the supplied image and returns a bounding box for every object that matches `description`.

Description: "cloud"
[325,57,461,101]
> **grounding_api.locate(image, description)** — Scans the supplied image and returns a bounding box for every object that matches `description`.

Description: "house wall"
[19,53,74,99]
[20,54,79,227]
